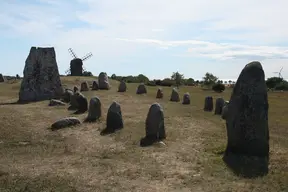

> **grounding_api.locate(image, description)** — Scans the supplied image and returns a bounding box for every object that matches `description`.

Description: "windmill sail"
[68,48,77,59]
[82,52,93,61]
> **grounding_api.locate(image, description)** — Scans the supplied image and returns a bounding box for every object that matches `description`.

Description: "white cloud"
[0,0,288,78]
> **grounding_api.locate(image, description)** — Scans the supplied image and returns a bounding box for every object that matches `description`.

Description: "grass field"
[0,76,287,192]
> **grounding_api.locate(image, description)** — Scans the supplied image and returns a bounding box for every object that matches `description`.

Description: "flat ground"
[0,77,287,192]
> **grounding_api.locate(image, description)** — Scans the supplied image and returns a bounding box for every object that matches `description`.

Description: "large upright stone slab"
[170,88,180,102]
[214,97,225,115]
[118,81,127,92]
[19,47,63,102]
[0,74,6,83]
[85,96,102,122]
[98,72,110,90]
[140,103,166,147]
[223,61,269,178]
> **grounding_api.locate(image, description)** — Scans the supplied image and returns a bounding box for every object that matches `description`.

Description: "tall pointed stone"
[19,47,63,102]
[223,61,269,178]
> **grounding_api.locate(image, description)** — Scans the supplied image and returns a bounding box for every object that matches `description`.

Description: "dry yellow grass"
[0,76,287,192]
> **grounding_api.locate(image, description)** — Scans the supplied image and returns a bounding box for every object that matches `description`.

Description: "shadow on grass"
[100,127,122,136]
[0,100,37,105]
[223,152,269,178]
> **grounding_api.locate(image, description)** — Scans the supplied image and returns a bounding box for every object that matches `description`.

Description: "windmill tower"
[66,48,93,76]
[273,67,283,79]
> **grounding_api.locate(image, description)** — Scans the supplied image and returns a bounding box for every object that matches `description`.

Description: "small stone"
[62,89,73,103]
[204,96,213,111]
[170,88,180,102]
[118,81,127,92]
[136,83,147,94]
[140,103,166,147]
[51,117,81,131]
[182,92,190,104]
[91,81,99,90]
[214,97,225,115]
[73,86,78,93]
[80,81,89,91]
[156,88,163,98]
[85,96,102,122]
[49,99,66,106]
[221,101,229,120]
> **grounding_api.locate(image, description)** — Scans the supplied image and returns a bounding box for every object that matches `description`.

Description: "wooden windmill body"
[66,48,93,76]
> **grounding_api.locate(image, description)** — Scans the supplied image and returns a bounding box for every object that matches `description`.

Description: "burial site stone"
[73,86,79,93]
[214,97,225,115]
[182,92,190,104]
[221,101,229,120]
[98,72,110,90]
[92,81,99,90]
[136,83,147,94]
[75,92,88,114]
[204,96,213,111]
[118,81,127,92]
[51,117,81,131]
[85,96,102,122]
[62,89,73,103]
[170,88,180,102]
[18,47,63,102]
[49,99,66,106]
[101,101,123,134]
[80,81,89,91]
[156,88,163,99]
[223,61,269,177]
[140,103,166,147]
[0,74,6,82]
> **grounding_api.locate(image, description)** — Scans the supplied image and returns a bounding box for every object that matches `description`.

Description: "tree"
[212,83,225,93]
[137,74,149,83]
[266,77,283,89]
[82,71,93,76]
[274,80,288,91]
[202,72,218,86]
[186,78,195,86]
[171,71,184,87]
[111,74,117,79]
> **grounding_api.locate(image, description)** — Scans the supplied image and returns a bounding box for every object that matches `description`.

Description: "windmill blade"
[280,67,283,73]
[68,48,77,59]
[82,52,93,61]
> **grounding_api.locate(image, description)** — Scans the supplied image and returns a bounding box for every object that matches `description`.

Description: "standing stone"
[62,89,73,103]
[80,81,89,91]
[85,96,102,122]
[182,92,190,104]
[156,88,163,98]
[221,101,229,120]
[170,88,180,102]
[73,86,78,93]
[68,93,78,110]
[101,101,123,135]
[140,103,166,147]
[18,47,63,102]
[136,83,147,94]
[0,74,6,82]
[204,96,213,111]
[98,72,110,90]
[91,81,99,90]
[75,92,88,114]
[223,61,269,177]
[214,97,225,115]
[118,81,127,92]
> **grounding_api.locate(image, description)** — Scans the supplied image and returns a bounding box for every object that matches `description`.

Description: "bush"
[146,80,157,86]
[160,79,175,87]
[274,81,288,91]
[212,83,225,93]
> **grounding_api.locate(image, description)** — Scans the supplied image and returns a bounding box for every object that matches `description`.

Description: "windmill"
[65,48,93,76]
[273,67,283,79]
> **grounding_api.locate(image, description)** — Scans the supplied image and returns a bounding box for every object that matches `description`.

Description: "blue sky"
[0,0,288,80]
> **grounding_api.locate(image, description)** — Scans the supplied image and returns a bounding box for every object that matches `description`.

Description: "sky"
[0,0,287,80]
